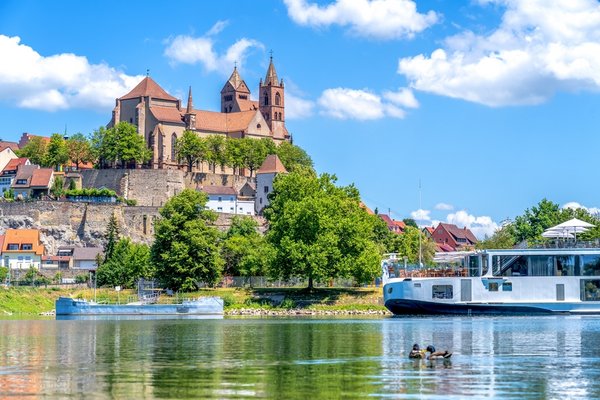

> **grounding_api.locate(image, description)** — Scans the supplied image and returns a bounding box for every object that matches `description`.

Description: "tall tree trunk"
[308,275,314,291]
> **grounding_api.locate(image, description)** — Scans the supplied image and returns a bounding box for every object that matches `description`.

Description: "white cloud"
[434,202,454,211]
[398,0,600,106]
[317,87,417,120]
[561,201,600,216]
[286,91,315,119]
[284,0,439,39]
[446,210,498,239]
[0,35,142,112]
[164,28,263,74]
[410,208,431,221]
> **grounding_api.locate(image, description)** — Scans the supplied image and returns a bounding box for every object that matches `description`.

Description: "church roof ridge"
[263,57,279,86]
[119,76,178,101]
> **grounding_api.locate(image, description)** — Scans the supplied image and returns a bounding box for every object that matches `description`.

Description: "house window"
[263,94,269,106]
[218,197,222,202]
[275,92,281,106]
[224,95,233,101]
[16,179,27,185]
[7,244,18,250]
[257,124,261,129]
[217,207,223,212]
[230,207,234,211]
[21,244,32,250]
[239,95,248,100]
[264,186,269,193]
[230,197,234,201]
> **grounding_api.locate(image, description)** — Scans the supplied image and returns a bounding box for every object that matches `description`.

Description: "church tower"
[221,66,253,113]
[259,57,285,138]
[184,86,196,130]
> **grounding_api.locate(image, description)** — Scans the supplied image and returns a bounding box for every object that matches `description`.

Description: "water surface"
[0,316,599,399]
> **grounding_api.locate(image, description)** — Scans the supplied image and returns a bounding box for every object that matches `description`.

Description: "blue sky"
[1,0,600,238]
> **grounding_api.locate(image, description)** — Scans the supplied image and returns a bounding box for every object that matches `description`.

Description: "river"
[1,315,599,399]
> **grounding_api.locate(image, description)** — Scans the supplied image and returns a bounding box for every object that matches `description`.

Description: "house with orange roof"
[0,157,30,194]
[108,57,290,172]
[11,165,54,199]
[255,154,287,215]
[431,223,478,251]
[1,229,45,270]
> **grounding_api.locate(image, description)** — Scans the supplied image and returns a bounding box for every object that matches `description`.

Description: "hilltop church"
[108,58,290,172]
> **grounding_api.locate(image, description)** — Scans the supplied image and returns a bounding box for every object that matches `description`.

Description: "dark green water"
[1,316,600,399]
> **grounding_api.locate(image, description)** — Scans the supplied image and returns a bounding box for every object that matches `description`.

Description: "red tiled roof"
[424,227,435,235]
[150,106,185,124]
[359,202,374,215]
[193,109,258,133]
[0,141,19,152]
[439,223,478,244]
[3,157,29,172]
[257,154,287,174]
[3,229,44,255]
[42,255,72,262]
[119,77,178,101]
[201,186,237,195]
[436,243,455,252]
[30,168,53,187]
[0,235,5,251]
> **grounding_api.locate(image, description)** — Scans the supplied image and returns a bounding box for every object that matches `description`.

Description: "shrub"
[75,274,89,284]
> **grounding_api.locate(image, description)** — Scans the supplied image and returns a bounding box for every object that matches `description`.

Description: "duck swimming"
[408,343,426,359]
[425,345,452,359]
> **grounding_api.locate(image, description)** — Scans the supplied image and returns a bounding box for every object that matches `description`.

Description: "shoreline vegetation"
[0,287,390,317]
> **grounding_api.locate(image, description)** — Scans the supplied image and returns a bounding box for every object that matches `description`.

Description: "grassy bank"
[0,286,389,316]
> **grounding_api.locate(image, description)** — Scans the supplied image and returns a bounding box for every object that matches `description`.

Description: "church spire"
[264,55,279,86]
[227,65,243,89]
[186,86,193,113]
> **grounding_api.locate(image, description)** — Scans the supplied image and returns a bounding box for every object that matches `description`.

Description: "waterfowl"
[425,345,452,359]
[408,343,426,359]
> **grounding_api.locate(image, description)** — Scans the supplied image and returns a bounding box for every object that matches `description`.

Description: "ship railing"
[529,239,600,249]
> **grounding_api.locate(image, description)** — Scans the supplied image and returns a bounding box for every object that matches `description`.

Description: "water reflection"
[0,317,600,398]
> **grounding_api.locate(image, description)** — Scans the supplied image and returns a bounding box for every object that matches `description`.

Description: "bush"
[65,188,117,198]
[75,274,89,284]
[0,266,8,283]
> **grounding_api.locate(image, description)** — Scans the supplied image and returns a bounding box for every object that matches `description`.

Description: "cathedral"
[108,58,290,171]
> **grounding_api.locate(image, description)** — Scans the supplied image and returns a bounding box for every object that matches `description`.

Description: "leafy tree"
[50,175,65,199]
[104,213,120,261]
[97,238,151,288]
[513,199,563,243]
[387,226,436,265]
[402,218,418,229]
[205,135,227,173]
[66,133,93,169]
[477,223,517,249]
[225,138,245,175]
[91,122,151,168]
[265,172,384,289]
[44,133,69,170]
[150,189,223,291]
[275,141,314,173]
[221,216,274,277]
[0,266,8,283]
[16,136,47,166]
[243,138,270,177]
[3,188,14,200]
[176,130,207,172]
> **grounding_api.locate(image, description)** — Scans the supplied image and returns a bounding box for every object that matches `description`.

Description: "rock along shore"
[225,308,391,316]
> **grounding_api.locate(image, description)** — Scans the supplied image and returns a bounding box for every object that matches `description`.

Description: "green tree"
[97,238,151,288]
[221,216,274,277]
[225,138,245,175]
[44,133,69,170]
[477,223,517,249]
[275,141,314,173]
[205,135,227,173]
[265,172,384,289]
[150,189,223,291]
[3,188,14,200]
[513,199,562,243]
[92,122,151,168]
[387,226,436,265]
[0,266,8,283]
[242,138,270,177]
[16,136,47,166]
[104,213,119,262]
[175,130,207,172]
[50,175,65,199]
[402,218,418,229]
[67,133,93,169]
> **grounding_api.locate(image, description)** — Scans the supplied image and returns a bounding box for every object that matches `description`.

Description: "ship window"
[581,279,600,301]
[481,255,489,275]
[468,256,480,277]
[432,285,453,299]
[488,282,499,291]
[581,255,600,276]
[557,255,578,276]
[502,282,512,291]
[413,283,421,288]
[387,287,393,294]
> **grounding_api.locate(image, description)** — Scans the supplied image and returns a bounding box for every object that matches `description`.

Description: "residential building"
[0,145,18,173]
[108,58,290,171]
[379,214,406,234]
[41,255,72,269]
[11,165,54,199]
[72,247,103,270]
[431,223,478,251]
[1,229,45,269]
[201,185,255,215]
[255,154,287,215]
[422,227,435,239]
[0,157,30,194]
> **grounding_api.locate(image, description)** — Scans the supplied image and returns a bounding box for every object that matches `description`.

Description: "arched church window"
[263,94,269,106]
[171,133,177,161]
[275,92,281,106]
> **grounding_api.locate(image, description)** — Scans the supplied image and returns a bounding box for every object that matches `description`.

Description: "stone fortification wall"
[0,201,159,254]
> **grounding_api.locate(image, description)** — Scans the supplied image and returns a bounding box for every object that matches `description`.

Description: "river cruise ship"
[382,246,600,315]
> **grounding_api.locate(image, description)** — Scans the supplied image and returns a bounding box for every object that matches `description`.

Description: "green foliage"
[387,226,436,264]
[91,122,151,168]
[104,213,119,261]
[53,272,62,284]
[96,238,151,288]
[222,216,274,277]
[477,224,517,249]
[3,188,14,200]
[275,141,314,173]
[265,172,384,289]
[225,137,246,175]
[66,133,94,169]
[75,274,89,284]
[16,136,47,166]
[65,188,117,198]
[68,178,76,190]
[513,199,562,243]
[243,138,271,176]
[150,189,223,291]
[0,266,8,282]
[176,130,207,172]
[402,218,418,229]
[124,199,137,206]
[205,135,226,173]
[51,175,65,199]
[44,133,69,169]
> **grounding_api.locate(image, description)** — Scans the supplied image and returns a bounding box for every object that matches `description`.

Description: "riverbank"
[0,286,390,316]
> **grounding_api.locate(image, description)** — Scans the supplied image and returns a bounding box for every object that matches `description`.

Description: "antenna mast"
[419,179,422,268]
